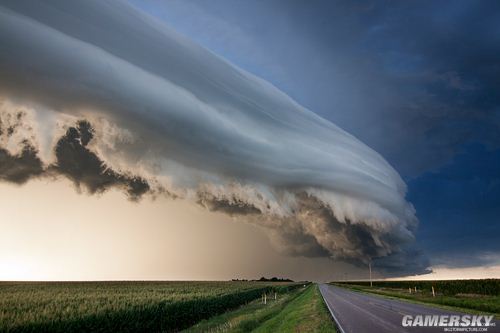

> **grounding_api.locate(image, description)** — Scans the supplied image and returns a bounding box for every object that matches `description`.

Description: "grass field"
[332,280,500,315]
[186,284,336,332]
[0,281,299,332]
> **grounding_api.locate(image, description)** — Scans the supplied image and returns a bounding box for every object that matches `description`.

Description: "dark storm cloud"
[0,110,44,183]
[358,1,500,175]
[0,113,149,199]
[132,0,500,270]
[374,248,431,276]
[52,121,150,199]
[0,0,430,275]
[197,191,263,216]
[409,144,500,268]
[0,144,43,184]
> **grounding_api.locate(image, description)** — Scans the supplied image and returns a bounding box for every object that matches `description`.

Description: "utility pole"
[369,260,373,287]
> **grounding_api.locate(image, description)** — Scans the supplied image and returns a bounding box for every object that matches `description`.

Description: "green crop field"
[334,279,500,296]
[0,281,299,332]
[332,279,500,315]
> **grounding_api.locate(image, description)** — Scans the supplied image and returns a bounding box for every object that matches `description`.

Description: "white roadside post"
[432,286,435,297]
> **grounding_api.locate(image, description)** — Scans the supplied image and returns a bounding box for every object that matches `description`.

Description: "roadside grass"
[185,284,336,333]
[184,287,304,332]
[332,283,500,318]
[254,284,336,333]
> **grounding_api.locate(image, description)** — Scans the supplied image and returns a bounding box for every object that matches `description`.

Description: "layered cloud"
[0,0,429,275]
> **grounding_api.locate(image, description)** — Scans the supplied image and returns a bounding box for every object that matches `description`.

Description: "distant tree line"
[231,277,294,282]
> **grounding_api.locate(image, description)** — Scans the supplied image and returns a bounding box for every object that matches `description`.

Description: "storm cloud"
[0,110,149,198]
[0,0,429,274]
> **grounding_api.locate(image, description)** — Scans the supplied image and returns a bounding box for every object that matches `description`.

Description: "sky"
[0,0,499,281]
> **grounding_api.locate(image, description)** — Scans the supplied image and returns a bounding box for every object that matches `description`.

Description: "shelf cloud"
[0,0,429,275]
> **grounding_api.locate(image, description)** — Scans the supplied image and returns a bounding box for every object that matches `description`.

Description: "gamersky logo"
[402,315,495,328]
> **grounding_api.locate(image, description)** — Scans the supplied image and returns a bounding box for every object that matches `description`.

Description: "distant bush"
[256,277,294,282]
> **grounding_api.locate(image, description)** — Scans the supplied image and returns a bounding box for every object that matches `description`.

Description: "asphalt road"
[319,284,499,333]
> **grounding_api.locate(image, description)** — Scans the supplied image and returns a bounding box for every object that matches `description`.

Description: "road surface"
[319,284,499,333]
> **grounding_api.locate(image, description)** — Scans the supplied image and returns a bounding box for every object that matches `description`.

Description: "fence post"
[432,286,435,297]
[264,293,267,305]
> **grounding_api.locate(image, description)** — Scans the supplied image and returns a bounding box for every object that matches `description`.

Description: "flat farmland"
[0,281,298,332]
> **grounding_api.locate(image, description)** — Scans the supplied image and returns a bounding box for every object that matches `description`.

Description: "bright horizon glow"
[0,179,355,282]
[1,179,498,282]
[1,180,499,282]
